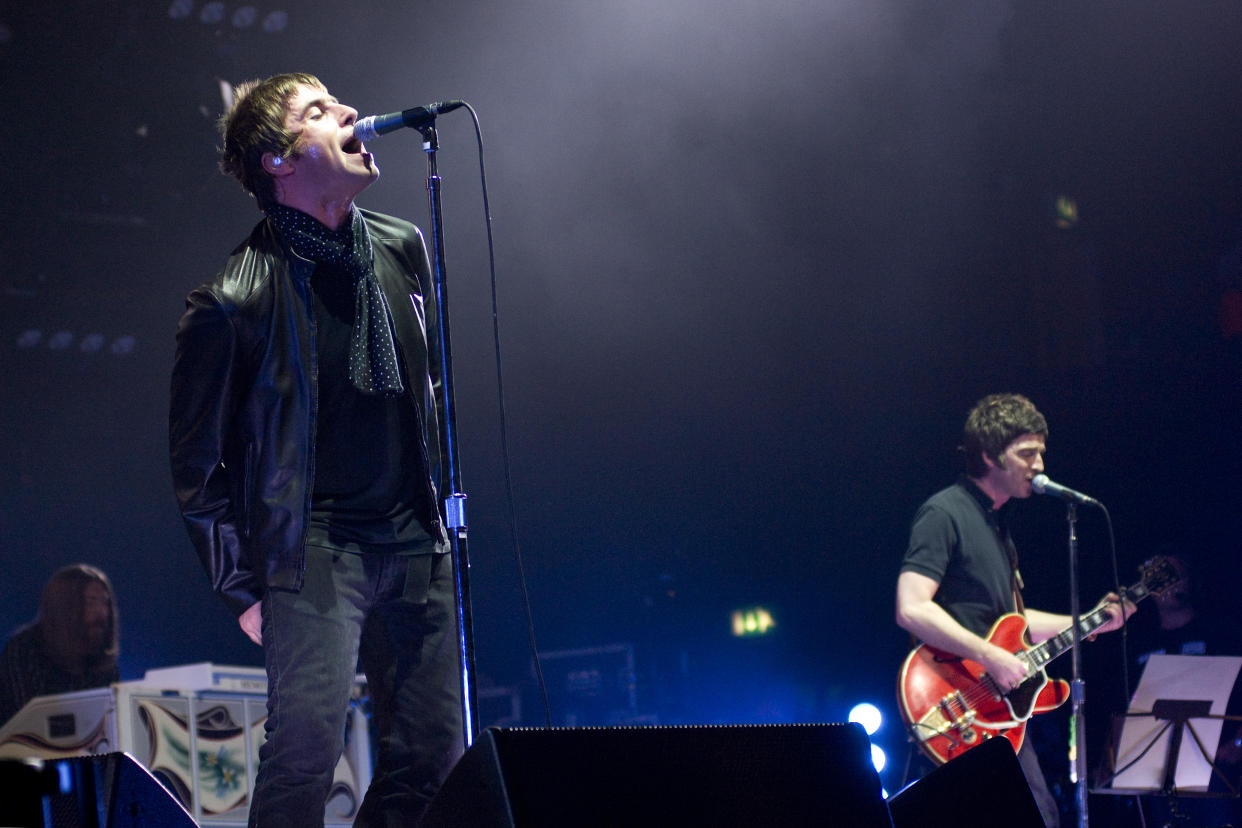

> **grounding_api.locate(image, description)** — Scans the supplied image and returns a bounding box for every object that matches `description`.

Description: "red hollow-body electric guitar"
[898,557,1179,765]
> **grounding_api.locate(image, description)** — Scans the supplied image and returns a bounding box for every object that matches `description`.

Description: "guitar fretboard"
[1022,583,1152,671]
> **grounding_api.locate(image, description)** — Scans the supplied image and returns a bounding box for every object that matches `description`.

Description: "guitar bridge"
[917,690,977,743]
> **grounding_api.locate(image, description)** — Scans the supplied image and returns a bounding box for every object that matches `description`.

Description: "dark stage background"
[3,0,1241,806]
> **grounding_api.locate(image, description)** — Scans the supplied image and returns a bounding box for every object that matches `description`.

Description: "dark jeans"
[1018,739,1060,828]
[902,738,1060,827]
[249,543,464,828]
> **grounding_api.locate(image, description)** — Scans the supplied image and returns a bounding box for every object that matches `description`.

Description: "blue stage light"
[848,702,882,735]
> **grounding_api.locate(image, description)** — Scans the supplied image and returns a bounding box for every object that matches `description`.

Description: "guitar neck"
[1023,581,1151,671]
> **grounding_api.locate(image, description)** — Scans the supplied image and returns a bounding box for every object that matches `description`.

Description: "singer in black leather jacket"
[169,209,446,616]
[169,72,463,828]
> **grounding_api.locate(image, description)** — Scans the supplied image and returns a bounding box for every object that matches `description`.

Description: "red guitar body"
[898,613,1070,765]
[898,557,1177,765]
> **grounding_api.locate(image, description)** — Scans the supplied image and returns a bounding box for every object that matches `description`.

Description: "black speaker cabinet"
[422,723,893,827]
[0,752,196,828]
[887,736,1045,828]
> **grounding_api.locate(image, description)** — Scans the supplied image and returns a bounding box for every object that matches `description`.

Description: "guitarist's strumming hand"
[979,641,1028,690]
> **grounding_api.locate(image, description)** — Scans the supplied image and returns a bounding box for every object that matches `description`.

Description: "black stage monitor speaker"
[422,723,893,827]
[0,752,196,828]
[887,737,1045,828]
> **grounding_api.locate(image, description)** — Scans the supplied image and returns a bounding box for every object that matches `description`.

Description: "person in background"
[1111,553,1242,826]
[0,564,120,725]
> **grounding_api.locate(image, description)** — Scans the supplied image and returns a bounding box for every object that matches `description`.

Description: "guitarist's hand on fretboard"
[1085,591,1136,641]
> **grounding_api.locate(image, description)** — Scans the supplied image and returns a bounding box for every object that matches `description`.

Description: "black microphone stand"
[1065,501,1089,828]
[417,122,479,747]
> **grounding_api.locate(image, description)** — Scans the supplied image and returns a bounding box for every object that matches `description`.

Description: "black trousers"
[1017,739,1060,828]
[902,736,1061,827]
[249,543,464,828]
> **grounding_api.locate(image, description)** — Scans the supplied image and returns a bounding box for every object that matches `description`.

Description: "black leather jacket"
[169,209,446,616]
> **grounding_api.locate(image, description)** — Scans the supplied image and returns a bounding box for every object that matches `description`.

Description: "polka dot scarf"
[267,204,405,396]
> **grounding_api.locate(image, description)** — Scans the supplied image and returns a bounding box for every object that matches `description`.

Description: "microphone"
[354,101,465,142]
[1030,474,1101,506]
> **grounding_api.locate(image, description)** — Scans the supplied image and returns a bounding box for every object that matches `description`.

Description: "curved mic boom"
[354,101,466,142]
[1031,474,1100,506]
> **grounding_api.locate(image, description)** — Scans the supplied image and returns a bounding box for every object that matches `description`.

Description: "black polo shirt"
[901,476,1019,638]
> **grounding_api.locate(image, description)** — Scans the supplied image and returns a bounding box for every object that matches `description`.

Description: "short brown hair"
[961,393,1048,477]
[218,72,324,209]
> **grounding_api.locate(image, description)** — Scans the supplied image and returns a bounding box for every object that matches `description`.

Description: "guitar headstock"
[1137,556,1184,597]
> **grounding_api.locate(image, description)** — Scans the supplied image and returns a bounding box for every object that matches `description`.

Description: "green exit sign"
[731,607,776,637]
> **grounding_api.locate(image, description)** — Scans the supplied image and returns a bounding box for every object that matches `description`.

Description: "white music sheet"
[1111,654,1242,792]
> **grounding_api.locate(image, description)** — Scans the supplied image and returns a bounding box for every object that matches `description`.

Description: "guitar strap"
[902,492,1028,648]
[999,530,1032,648]
[995,520,1026,616]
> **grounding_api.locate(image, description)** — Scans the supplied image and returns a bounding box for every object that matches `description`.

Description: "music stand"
[1095,654,1242,827]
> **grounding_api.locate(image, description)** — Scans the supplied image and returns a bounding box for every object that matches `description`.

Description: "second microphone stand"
[1065,501,1089,828]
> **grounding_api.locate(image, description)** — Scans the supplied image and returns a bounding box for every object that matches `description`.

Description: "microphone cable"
[452,102,554,728]
[1100,504,1129,710]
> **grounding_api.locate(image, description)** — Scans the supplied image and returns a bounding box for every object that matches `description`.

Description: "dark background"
[3,0,1241,804]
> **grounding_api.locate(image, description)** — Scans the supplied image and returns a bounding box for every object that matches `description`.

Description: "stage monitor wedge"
[887,736,1044,828]
[0,752,196,828]
[422,723,893,827]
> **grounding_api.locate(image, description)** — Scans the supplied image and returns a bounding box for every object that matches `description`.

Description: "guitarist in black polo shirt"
[895,393,1134,828]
